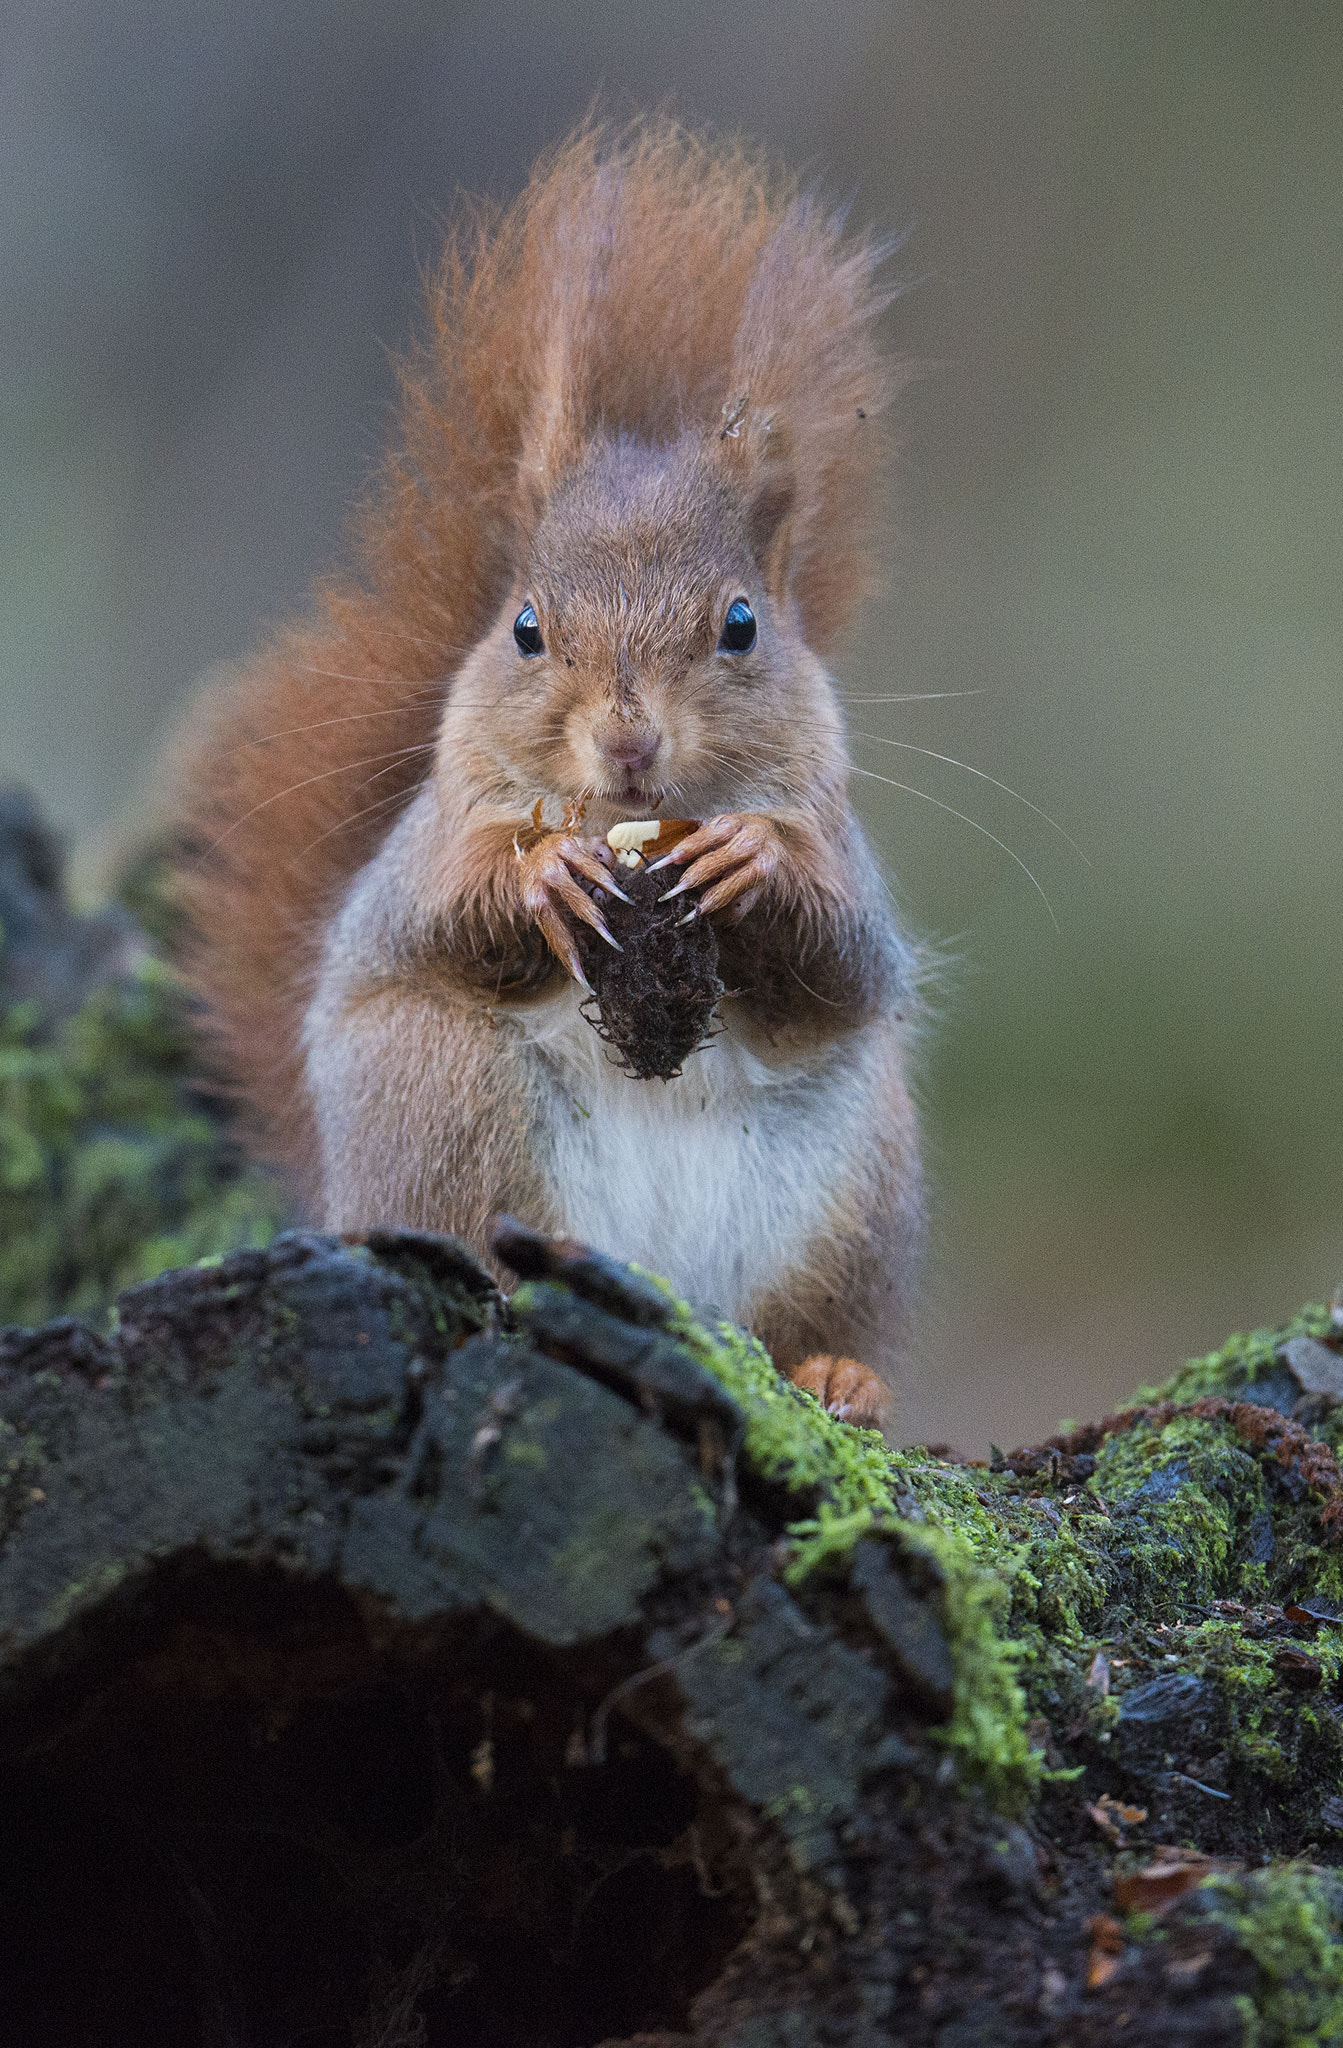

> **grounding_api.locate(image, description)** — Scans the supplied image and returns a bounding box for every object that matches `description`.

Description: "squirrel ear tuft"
[516,326,584,528]
[714,395,796,601]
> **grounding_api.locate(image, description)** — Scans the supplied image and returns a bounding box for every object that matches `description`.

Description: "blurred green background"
[3,1,1339,1451]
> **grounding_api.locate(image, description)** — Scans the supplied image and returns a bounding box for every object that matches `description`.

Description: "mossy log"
[6,792,1343,2044]
[1,1219,1343,2045]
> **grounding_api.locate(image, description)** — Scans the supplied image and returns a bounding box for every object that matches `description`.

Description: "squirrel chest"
[514,983,875,1324]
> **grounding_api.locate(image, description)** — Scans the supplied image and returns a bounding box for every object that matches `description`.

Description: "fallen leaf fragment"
[1274,1644,1324,1689]
[1087,1912,1125,1951]
[1087,1802,1123,1847]
[1164,1946,1216,1983]
[1085,1912,1126,1990]
[1086,1795,1148,1846]
[1114,1861,1205,1913]
[1113,1846,1241,1916]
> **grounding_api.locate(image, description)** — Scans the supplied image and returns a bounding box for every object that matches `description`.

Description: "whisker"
[232,697,445,750]
[345,745,437,794]
[296,664,452,688]
[203,744,441,855]
[785,959,846,1008]
[849,764,1060,932]
[835,689,987,705]
[847,732,1089,864]
[298,784,421,858]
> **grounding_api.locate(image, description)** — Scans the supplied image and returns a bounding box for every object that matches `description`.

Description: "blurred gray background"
[3,0,1340,1451]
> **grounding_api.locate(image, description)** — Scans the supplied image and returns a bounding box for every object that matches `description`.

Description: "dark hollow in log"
[2,1561,754,2048]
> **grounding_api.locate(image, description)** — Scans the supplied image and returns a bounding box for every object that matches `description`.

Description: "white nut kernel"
[607,819,663,854]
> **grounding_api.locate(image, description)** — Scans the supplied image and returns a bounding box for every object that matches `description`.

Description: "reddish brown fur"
[176,119,896,1189]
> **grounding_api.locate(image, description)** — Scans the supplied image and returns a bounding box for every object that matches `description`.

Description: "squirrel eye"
[717,599,756,654]
[513,604,544,656]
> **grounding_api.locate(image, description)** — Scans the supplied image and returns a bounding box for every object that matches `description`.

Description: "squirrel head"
[439,429,845,821]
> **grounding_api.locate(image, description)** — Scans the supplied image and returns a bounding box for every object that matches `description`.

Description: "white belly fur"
[516,988,869,1323]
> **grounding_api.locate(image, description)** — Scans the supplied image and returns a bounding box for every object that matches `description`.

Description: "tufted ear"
[515,325,587,531]
[514,163,624,533]
[712,393,797,604]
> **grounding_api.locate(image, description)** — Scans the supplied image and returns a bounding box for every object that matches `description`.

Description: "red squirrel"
[175,121,922,1428]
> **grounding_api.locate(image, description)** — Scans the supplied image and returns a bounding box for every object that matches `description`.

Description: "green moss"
[1111,1615,1343,1794]
[661,1299,1040,1811]
[783,1503,880,1584]
[1136,1307,1335,1406]
[41,1558,130,1635]
[502,1438,547,1471]
[662,1305,901,1517]
[763,1784,818,1823]
[1091,1415,1273,1611]
[686,1327,1343,1840]
[0,957,286,1329]
[1192,1867,1343,2046]
[659,1283,1343,1819]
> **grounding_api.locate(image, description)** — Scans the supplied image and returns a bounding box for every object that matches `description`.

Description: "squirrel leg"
[305,978,555,1249]
[748,1031,920,1437]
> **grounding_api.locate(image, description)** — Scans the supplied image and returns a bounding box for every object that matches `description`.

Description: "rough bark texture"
[4,793,1343,2047]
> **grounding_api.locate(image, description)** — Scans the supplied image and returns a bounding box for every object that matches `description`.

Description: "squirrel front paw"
[515,833,629,988]
[789,1354,889,1429]
[648,812,785,921]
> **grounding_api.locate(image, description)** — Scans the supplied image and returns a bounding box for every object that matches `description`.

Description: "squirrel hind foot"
[788,1354,890,1431]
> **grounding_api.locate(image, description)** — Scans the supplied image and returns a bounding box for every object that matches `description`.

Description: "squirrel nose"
[598,731,660,775]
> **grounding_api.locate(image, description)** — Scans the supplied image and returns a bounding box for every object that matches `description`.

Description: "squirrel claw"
[696,867,764,916]
[789,1355,889,1430]
[520,831,624,974]
[561,887,622,952]
[562,839,633,904]
[653,814,782,919]
[534,903,591,990]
